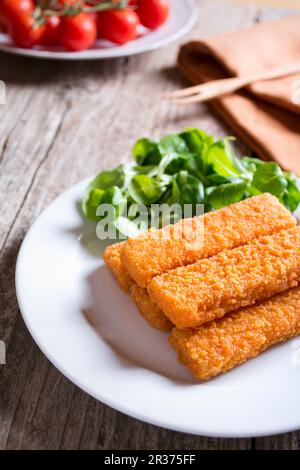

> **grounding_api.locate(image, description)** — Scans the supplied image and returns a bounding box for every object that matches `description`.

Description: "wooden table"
[235,0,300,8]
[0,0,299,450]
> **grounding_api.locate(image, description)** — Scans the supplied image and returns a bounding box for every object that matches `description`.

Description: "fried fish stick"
[169,287,300,380]
[121,194,296,288]
[103,242,134,292]
[148,227,300,329]
[130,284,173,332]
[103,242,172,329]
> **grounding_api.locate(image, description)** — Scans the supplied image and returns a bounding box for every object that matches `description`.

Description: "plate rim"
[0,0,198,61]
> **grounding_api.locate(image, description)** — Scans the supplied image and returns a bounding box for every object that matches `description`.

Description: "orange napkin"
[178,16,300,174]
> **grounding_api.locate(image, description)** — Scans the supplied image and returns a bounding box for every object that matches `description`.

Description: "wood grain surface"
[234,0,300,8]
[0,0,299,450]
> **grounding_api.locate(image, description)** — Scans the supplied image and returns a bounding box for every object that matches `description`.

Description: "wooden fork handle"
[167,62,300,103]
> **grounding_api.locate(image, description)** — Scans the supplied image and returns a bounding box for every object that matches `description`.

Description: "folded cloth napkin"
[178,16,300,174]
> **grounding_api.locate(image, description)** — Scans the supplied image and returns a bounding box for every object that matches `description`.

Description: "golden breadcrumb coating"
[169,287,300,380]
[103,242,134,292]
[103,242,172,329]
[148,227,300,329]
[121,194,296,288]
[130,284,173,332]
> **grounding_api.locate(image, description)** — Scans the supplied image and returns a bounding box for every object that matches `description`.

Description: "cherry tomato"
[58,13,97,52]
[97,9,139,45]
[0,15,8,32]
[87,11,97,24]
[58,1,97,22]
[8,13,45,48]
[84,4,97,24]
[40,16,60,46]
[137,0,170,29]
[1,0,34,35]
[0,0,34,22]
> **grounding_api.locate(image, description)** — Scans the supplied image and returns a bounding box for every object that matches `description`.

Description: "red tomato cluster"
[0,0,170,51]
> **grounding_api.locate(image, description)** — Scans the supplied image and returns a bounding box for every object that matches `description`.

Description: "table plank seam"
[0,105,69,256]
[0,89,37,168]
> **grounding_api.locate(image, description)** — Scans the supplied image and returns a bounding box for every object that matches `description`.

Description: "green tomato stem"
[37,0,130,18]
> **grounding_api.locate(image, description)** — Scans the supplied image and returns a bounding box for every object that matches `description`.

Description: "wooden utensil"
[166,62,300,104]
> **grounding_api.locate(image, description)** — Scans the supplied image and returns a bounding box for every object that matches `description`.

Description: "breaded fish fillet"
[121,194,296,288]
[103,242,134,292]
[169,287,300,380]
[148,227,300,329]
[103,242,171,329]
[130,284,173,332]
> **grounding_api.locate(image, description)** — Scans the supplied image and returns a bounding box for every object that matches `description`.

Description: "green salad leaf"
[251,162,288,197]
[82,127,300,237]
[158,134,188,156]
[133,138,161,166]
[176,171,204,207]
[282,172,300,212]
[207,182,248,209]
[128,175,165,205]
[82,188,105,221]
[206,139,246,178]
[88,164,126,190]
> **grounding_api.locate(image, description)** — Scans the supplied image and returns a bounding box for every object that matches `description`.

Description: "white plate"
[16,178,300,438]
[0,0,197,60]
